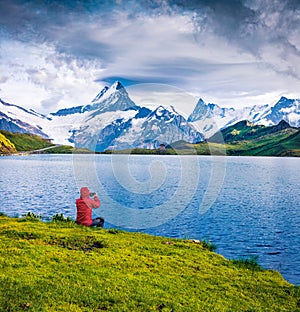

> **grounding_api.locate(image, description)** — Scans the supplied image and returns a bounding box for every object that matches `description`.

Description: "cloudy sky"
[0,0,300,115]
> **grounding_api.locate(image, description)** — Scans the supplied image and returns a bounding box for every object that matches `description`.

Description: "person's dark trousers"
[90,217,104,227]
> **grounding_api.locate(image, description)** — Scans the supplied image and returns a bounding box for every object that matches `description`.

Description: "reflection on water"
[0,154,299,285]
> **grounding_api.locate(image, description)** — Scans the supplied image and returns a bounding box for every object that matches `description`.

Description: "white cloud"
[0,40,104,112]
[0,0,300,113]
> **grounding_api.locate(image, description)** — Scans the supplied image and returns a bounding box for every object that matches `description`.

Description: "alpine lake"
[1,153,299,285]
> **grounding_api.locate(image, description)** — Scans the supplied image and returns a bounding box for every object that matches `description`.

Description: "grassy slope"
[0,132,17,154]
[0,130,54,151]
[157,129,300,157]
[207,121,300,157]
[0,216,299,311]
[210,120,267,143]
[0,131,91,154]
[279,131,300,157]
[224,130,300,156]
[221,129,299,156]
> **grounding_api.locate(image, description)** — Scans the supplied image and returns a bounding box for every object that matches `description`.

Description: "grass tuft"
[201,240,217,252]
[51,213,74,223]
[231,255,263,271]
[21,212,42,221]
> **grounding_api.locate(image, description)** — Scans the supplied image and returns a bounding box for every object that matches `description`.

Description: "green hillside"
[209,120,267,143]
[0,131,92,154]
[227,130,300,157]
[0,132,17,154]
[208,120,300,157]
[0,130,54,151]
[0,215,299,311]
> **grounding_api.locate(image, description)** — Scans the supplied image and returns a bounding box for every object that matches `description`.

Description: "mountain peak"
[111,81,124,91]
[187,98,209,122]
[273,119,291,130]
[278,96,289,102]
[91,86,109,103]
[85,81,139,114]
[275,96,295,108]
[198,98,206,105]
[90,81,125,104]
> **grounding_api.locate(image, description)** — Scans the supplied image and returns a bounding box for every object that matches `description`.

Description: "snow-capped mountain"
[187,99,236,136]
[260,97,300,127]
[69,82,204,151]
[188,96,299,137]
[2,81,202,151]
[1,81,299,151]
[138,105,203,147]
[88,81,139,113]
[0,99,50,138]
[89,105,203,151]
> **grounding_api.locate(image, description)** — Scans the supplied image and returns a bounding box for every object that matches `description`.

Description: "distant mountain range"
[188,96,300,137]
[1,118,299,157]
[0,81,299,152]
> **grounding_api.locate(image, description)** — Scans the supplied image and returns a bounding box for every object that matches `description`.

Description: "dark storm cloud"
[175,0,300,56]
[2,0,300,66]
[1,0,300,110]
[0,4,117,60]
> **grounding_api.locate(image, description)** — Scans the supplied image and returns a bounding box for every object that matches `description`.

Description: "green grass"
[224,130,300,156]
[0,216,299,311]
[0,132,17,154]
[0,131,93,154]
[0,131,54,152]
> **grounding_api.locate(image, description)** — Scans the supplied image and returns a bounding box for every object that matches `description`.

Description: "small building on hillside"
[158,143,167,154]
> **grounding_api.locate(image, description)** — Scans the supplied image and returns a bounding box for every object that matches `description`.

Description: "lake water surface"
[1,154,299,285]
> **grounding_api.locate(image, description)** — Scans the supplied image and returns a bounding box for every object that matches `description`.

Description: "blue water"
[0,154,299,285]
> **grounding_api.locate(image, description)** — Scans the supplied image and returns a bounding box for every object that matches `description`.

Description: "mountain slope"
[0,130,54,152]
[72,104,204,152]
[246,130,300,157]
[0,130,92,154]
[0,99,50,138]
[209,120,295,143]
[160,120,300,157]
[260,96,300,127]
[209,120,300,156]
[0,132,17,154]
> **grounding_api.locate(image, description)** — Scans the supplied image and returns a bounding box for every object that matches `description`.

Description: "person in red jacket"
[76,187,104,227]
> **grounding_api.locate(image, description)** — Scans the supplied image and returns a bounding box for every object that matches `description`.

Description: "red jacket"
[76,195,100,226]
